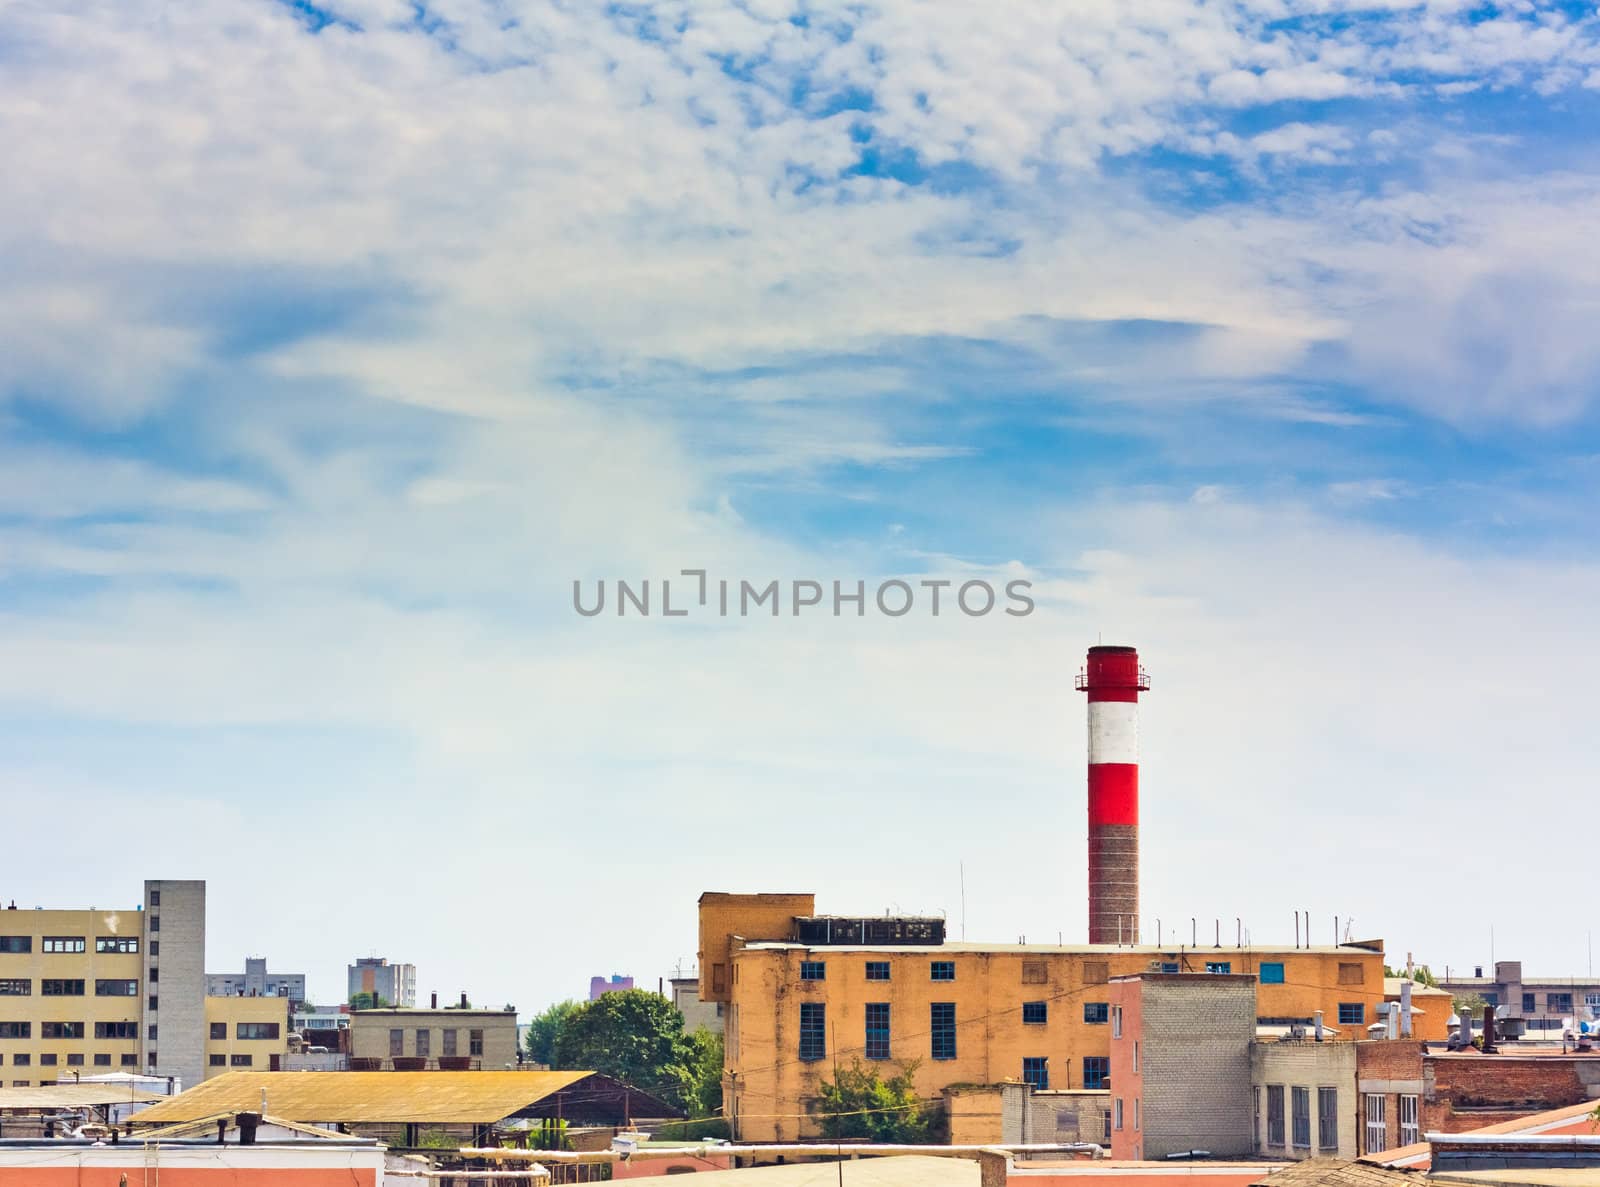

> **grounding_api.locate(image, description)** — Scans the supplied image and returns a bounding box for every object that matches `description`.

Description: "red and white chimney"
[1076,645,1149,944]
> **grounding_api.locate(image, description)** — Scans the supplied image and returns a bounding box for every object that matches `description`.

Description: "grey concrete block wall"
[1252,1039,1359,1159]
[142,879,206,1092]
[1142,978,1257,1158]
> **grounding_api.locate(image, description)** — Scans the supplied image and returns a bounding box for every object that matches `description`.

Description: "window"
[1113,1098,1123,1130]
[1260,962,1285,984]
[1482,991,1499,1006]
[1023,1057,1048,1090]
[865,1002,890,1060]
[210,1022,227,1040]
[1111,1005,1122,1038]
[442,1029,457,1057]
[469,1029,484,1056]
[1083,961,1109,985]
[0,937,30,954]
[1587,992,1600,1012]
[96,937,139,954]
[1160,962,1180,974]
[209,1054,226,1067]
[1022,960,1048,984]
[123,1054,139,1067]
[9,1080,27,1087]
[95,980,138,997]
[42,1022,83,1039]
[1291,1086,1311,1149]
[1365,1093,1386,1152]
[799,1002,826,1061]
[149,890,160,907]
[1134,1098,1140,1131]
[1338,1003,1364,1026]
[1133,1040,1140,1073]
[235,1021,280,1041]
[42,936,86,954]
[95,1022,137,1039]
[1549,992,1574,1013]
[1103,1110,1112,1141]
[0,980,29,996]
[930,961,955,982]
[231,1053,252,1066]
[1083,1056,1109,1089]
[1338,962,1365,986]
[0,1023,30,1039]
[149,968,158,982]
[1206,961,1232,974]
[41,979,85,996]
[931,1002,957,1060]
[1023,1001,1048,1025]
[800,961,826,982]
[389,1028,404,1057]
[1083,1002,1108,1024]
[865,961,890,982]
[11,1053,28,1066]
[150,941,159,957]
[1523,992,1537,1013]
[66,1054,83,1067]
[415,1028,430,1057]
[1399,1094,1419,1145]
[93,1054,111,1067]
[1318,1087,1338,1151]
[711,964,727,994]
[1267,1085,1285,1147]
[148,1025,158,1041]
[1255,1086,1262,1145]
[149,995,159,1012]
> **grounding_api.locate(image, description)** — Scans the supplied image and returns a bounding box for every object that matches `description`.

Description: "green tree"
[524,1000,579,1066]
[812,1059,933,1143]
[349,992,390,1010]
[682,1027,724,1119]
[551,990,699,1110]
[1453,992,1488,1020]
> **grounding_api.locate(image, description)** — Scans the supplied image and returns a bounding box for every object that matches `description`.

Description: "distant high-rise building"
[347,957,416,1007]
[206,956,307,1005]
[589,974,634,1000]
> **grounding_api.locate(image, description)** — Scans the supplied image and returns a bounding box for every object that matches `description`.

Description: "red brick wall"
[1424,1057,1589,1134]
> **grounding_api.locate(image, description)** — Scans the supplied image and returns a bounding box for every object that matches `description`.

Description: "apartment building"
[0,880,287,1090]
[1438,961,1600,1035]
[348,1007,519,1070]
[347,957,416,1007]
[699,891,1389,1141]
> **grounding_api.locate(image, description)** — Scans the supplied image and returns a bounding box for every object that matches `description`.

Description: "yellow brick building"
[0,881,287,1088]
[700,892,1389,1141]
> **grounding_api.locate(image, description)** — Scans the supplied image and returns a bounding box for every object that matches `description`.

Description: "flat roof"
[0,1084,163,1110]
[350,1007,514,1017]
[652,1155,978,1185]
[128,1071,602,1126]
[739,942,1382,956]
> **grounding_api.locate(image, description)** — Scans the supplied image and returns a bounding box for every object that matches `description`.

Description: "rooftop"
[738,941,1384,956]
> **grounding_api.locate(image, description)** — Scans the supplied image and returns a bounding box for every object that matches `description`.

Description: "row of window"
[1364,1092,1420,1151]
[1262,1085,1340,1151]
[800,960,958,983]
[0,1021,140,1039]
[0,937,143,955]
[387,1028,486,1057]
[0,979,141,997]
[209,1053,256,1067]
[791,957,1363,990]
[206,1023,280,1040]
[0,1053,139,1068]
[794,1002,1113,1086]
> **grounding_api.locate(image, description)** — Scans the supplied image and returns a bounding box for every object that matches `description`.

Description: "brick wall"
[1355,1039,1425,1154]
[1423,1054,1597,1134]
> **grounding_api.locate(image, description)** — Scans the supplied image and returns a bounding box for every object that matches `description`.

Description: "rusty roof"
[1253,1158,1421,1186]
[127,1071,597,1126]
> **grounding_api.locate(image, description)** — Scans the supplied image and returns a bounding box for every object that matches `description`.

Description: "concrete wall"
[348,1008,519,1068]
[0,1143,383,1185]
[1252,1039,1358,1160]
[1031,1090,1111,1146]
[204,995,290,1076]
[143,880,207,1094]
[1115,975,1256,1161]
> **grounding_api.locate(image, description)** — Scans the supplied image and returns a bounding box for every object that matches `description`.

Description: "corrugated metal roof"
[128,1071,593,1125]
[646,1155,979,1185]
[0,1084,163,1110]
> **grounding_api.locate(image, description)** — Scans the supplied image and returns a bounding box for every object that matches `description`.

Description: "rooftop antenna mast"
[960,862,967,942]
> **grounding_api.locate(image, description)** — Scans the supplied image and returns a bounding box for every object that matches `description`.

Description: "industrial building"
[0,879,287,1091]
[206,957,308,1006]
[1437,960,1600,1035]
[348,1002,520,1070]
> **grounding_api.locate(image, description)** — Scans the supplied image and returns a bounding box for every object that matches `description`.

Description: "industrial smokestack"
[1077,645,1148,945]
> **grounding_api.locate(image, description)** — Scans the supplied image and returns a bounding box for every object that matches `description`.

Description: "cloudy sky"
[3,0,1599,1012]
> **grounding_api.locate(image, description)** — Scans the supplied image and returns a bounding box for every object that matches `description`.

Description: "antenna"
[960,862,967,942]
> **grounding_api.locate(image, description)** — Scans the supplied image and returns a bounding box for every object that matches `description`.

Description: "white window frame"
[1365,1093,1387,1153]
[1111,1006,1122,1039]
[1114,1098,1124,1131]
[1399,1094,1419,1145]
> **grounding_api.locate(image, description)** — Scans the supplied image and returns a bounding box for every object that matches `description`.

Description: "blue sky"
[2,0,1600,1008]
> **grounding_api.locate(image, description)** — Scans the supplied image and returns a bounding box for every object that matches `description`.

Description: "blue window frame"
[865,961,891,982]
[931,1002,957,1060]
[1160,962,1180,973]
[1206,961,1232,974]
[1023,1001,1048,1024]
[1082,1056,1109,1089]
[1337,1002,1364,1026]
[1083,1002,1108,1024]
[799,1002,826,1061]
[865,1002,890,1060]
[800,961,826,982]
[1260,962,1285,984]
[1023,1057,1048,1090]
[931,961,956,982]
